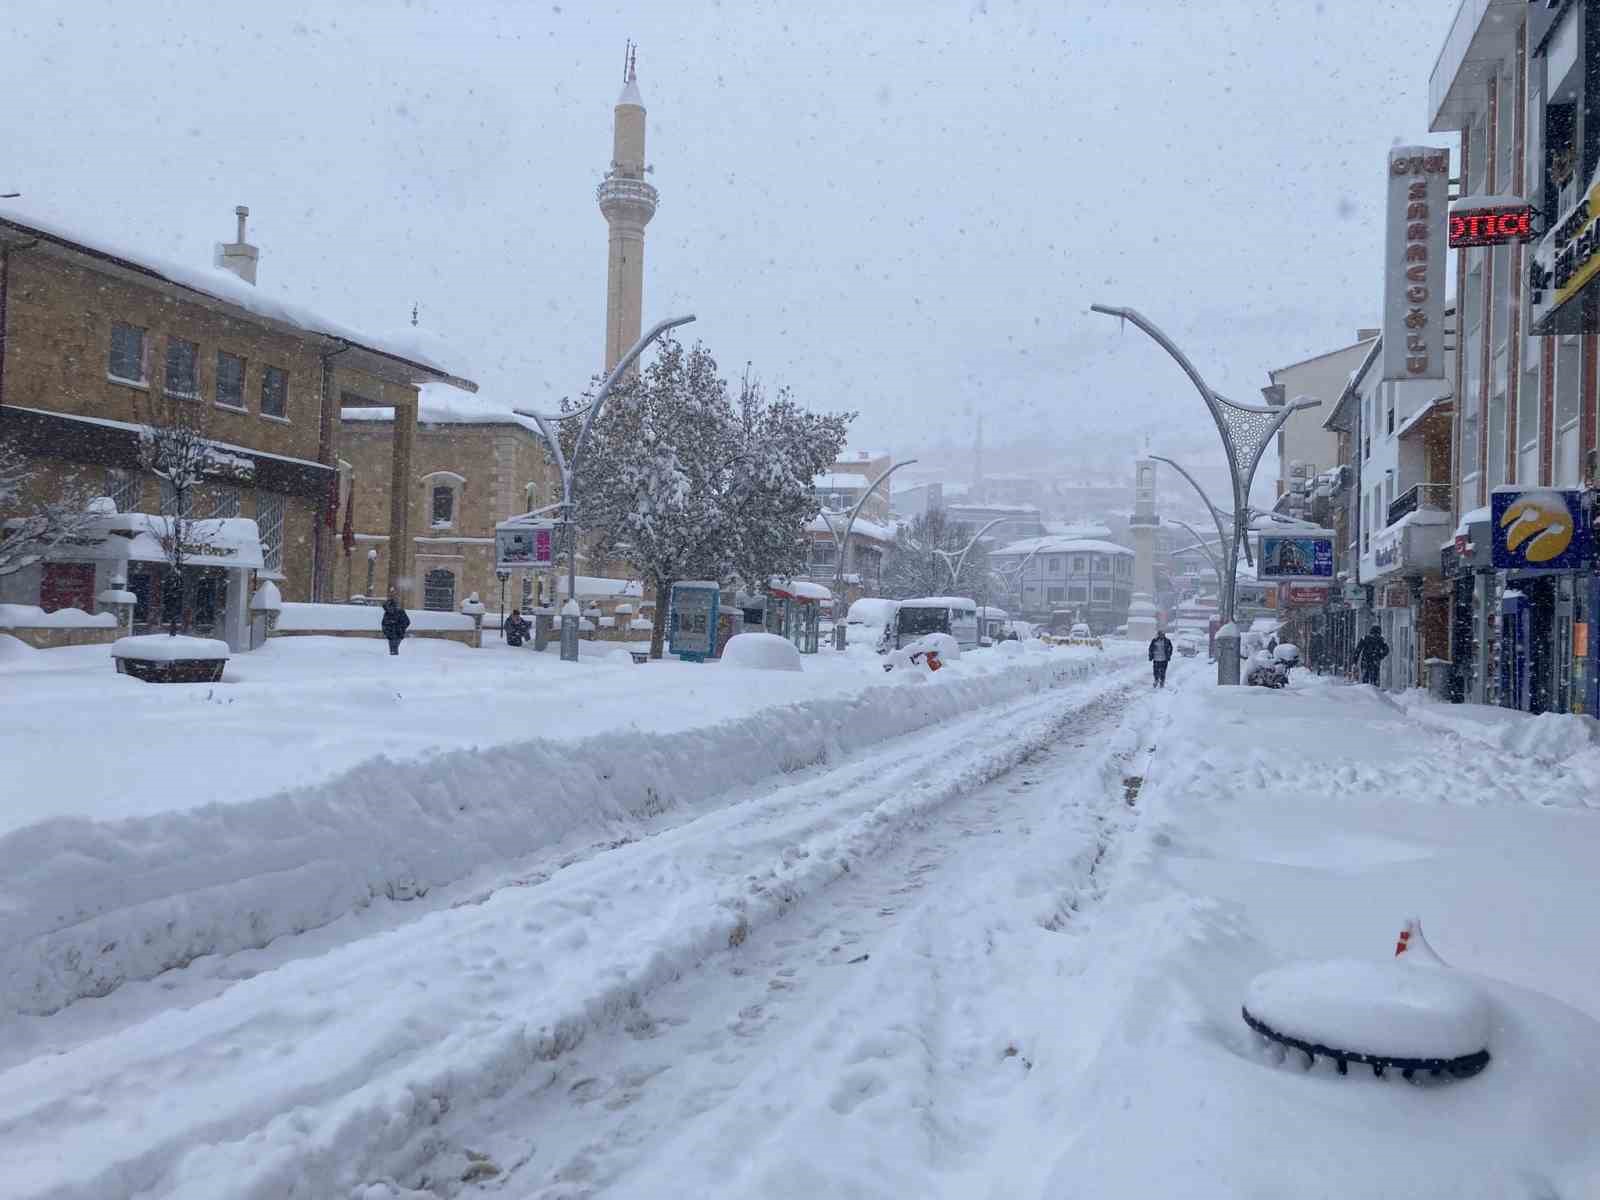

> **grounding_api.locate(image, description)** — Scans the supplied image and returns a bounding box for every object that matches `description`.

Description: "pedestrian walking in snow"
[1148,628,1173,688]
[504,609,531,647]
[381,597,411,656]
[1354,624,1388,687]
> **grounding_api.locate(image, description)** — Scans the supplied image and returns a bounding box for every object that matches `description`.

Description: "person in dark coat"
[1354,623,1389,686]
[1148,629,1174,688]
[381,597,411,655]
[504,609,531,647]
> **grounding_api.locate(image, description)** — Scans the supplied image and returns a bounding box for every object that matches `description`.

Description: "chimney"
[214,204,259,285]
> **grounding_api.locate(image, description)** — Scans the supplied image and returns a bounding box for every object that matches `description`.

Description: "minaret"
[597,43,658,373]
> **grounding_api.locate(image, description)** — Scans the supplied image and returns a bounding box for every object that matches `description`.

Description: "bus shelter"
[765,578,830,653]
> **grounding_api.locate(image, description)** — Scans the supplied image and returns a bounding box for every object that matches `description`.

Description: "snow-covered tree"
[0,440,93,579]
[137,398,217,635]
[880,508,992,601]
[566,340,851,658]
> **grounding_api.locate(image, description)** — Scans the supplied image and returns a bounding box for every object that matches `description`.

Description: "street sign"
[495,521,555,570]
[667,581,720,661]
[1449,203,1536,248]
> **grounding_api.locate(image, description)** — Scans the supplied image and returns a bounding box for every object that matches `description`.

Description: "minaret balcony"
[596,175,658,222]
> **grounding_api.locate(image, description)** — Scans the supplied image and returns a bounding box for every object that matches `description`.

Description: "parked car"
[894,597,979,651]
[1175,632,1200,657]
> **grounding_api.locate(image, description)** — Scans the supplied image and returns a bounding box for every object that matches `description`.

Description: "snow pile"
[720,632,803,672]
[1245,959,1490,1059]
[248,580,282,612]
[0,643,1120,1015]
[0,604,116,629]
[110,635,230,662]
[275,602,473,632]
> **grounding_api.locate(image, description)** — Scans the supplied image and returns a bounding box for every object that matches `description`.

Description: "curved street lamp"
[816,458,917,647]
[514,313,696,661]
[1091,305,1317,683]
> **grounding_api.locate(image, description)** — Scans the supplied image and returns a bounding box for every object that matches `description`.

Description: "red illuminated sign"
[1449,205,1535,248]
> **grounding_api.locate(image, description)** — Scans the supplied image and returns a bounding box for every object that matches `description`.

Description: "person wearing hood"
[381,596,411,656]
[1353,623,1389,686]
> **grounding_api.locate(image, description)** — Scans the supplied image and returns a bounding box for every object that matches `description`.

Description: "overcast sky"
[5,0,1457,495]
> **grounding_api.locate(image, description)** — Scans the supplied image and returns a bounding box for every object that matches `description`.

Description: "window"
[1461,261,1484,483]
[1048,555,1062,574]
[424,567,456,611]
[159,478,194,518]
[1067,586,1087,602]
[216,351,246,409]
[260,366,288,419]
[108,322,146,383]
[1487,387,1507,490]
[104,467,142,514]
[1519,298,1542,484]
[164,338,199,399]
[1047,587,1065,603]
[1071,555,1086,573]
[1555,335,1582,486]
[1092,586,1111,601]
[206,484,242,519]
[40,562,95,614]
[257,491,286,571]
[1094,555,1109,573]
[1385,384,1395,436]
[811,540,837,566]
[431,484,454,527]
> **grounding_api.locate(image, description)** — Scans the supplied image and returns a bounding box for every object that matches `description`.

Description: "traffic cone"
[1393,917,1447,966]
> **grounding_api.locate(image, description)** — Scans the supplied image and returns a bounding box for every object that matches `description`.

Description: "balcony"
[1387,482,1451,528]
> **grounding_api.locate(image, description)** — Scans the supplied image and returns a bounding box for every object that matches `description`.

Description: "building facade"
[0,210,472,647]
[990,536,1134,632]
[340,391,560,617]
[1430,0,1600,713]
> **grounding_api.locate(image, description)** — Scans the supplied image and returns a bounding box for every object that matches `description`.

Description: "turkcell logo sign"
[1491,488,1588,570]
[1258,535,1334,579]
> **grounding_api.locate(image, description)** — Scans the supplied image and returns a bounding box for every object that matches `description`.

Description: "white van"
[894,596,980,651]
[846,597,899,648]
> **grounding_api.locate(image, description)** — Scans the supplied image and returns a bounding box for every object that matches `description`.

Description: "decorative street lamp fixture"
[1090,305,1317,683]
[514,313,696,662]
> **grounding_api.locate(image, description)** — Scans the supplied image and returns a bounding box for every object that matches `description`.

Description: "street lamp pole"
[1091,305,1316,683]
[514,313,696,662]
[933,515,1006,640]
[817,458,918,648]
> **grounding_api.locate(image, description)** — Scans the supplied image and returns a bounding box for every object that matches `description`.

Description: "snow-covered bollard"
[96,583,138,633]
[111,634,231,684]
[1242,922,1492,1081]
[249,579,283,648]
[719,631,803,672]
[460,592,486,648]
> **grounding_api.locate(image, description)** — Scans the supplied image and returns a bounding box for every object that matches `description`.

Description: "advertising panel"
[1530,165,1600,334]
[1285,584,1330,607]
[1257,533,1335,580]
[1383,146,1448,380]
[1448,202,1535,248]
[1490,488,1589,571]
[495,521,555,570]
[667,581,721,661]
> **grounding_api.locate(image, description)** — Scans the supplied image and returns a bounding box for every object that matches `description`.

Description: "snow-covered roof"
[68,513,265,569]
[770,578,832,601]
[976,606,1008,619]
[1451,193,1526,213]
[342,381,544,437]
[898,596,977,609]
[992,537,1133,557]
[814,472,871,490]
[806,514,895,542]
[556,576,643,598]
[0,207,475,391]
[1456,506,1491,537]
[618,74,644,108]
[4,405,330,475]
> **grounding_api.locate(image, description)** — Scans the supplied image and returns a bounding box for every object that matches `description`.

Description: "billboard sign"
[1490,488,1589,571]
[667,581,721,661]
[1530,166,1600,333]
[495,521,556,570]
[1383,146,1449,380]
[1257,533,1335,580]
[1448,203,1535,248]
[1285,584,1330,607]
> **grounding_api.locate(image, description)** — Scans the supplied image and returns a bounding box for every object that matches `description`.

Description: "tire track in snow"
[404,678,1165,1198]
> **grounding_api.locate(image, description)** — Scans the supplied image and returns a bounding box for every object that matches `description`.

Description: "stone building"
[0,208,475,646]
[339,388,560,616]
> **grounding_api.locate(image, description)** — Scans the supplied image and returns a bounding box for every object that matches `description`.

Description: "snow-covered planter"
[459,592,486,646]
[720,631,803,672]
[111,634,231,683]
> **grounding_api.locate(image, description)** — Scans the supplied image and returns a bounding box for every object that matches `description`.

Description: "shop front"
[10,512,266,652]
[1489,486,1595,714]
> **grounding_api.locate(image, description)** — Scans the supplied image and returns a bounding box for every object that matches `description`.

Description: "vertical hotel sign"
[1383,146,1448,381]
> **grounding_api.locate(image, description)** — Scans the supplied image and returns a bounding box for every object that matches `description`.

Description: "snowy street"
[5,651,1600,1198]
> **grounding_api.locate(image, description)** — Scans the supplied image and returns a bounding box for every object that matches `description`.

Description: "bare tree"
[136,398,219,635]
[0,440,94,579]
